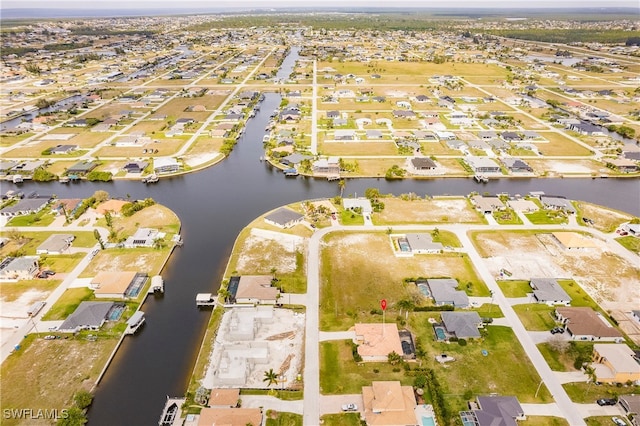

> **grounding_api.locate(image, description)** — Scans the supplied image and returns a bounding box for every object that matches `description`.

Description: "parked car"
[341,403,357,412]
[597,398,617,406]
[43,270,55,276]
[37,272,49,279]
[612,417,626,426]
[43,335,57,340]
[550,327,564,334]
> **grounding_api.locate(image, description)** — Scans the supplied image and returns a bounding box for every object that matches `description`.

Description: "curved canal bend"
[12,49,640,425]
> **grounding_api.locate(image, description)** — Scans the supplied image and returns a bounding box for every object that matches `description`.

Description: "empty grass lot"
[0,334,118,426]
[0,279,60,303]
[522,417,569,426]
[375,197,483,225]
[564,382,640,404]
[574,201,635,234]
[319,340,412,394]
[616,236,640,254]
[524,209,569,225]
[497,280,531,298]
[320,232,488,331]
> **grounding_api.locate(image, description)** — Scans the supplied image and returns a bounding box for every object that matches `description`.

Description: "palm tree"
[263,369,278,387]
[338,179,346,197]
[396,299,415,318]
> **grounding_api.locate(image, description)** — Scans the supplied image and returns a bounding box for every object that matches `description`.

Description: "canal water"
[8,49,639,425]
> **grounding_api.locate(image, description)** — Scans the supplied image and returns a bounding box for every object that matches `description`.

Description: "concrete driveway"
[319,394,363,416]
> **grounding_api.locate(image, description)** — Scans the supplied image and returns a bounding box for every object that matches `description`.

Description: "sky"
[2,0,638,8]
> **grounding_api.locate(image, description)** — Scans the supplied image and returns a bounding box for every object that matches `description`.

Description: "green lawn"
[408,316,553,410]
[497,280,531,298]
[39,253,85,272]
[564,382,640,403]
[320,413,362,426]
[522,417,570,426]
[558,280,598,308]
[6,210,56,227]
[537,341,594,373]
[339,210,364,225]
[616,236,640,254]
[319,340,412,394]
[524,210,568,225]
[585,417,627,426]
[475,303,505,319]
[512,304,556,331]
[493,209,523,225]
[42,287,94,320]
[432,230,462,248]
[265,411,302,426]
[276,251,307,293]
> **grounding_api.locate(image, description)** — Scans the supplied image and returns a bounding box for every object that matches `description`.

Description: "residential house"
[556,307,623,342]
[66,161,97,176]
[0,198,50,217]
[460,396,525,426]
[95,199,129,216]
[592,344,640,384]
[36,234,75,254]
[622,223,640,236]
[530,278,572,306]
[569,122,604,136]
[208,388,240,408]
[91,271,148,299]
[502,158,532,173]
[124,228,162,248]
[540,196,576,214]
[410,158,436,171]
[154,157,181,174]
[427,279,469,308]
[335,129,356,141]
[470,195,506,214]
[343,197,373,214]
[392,110,416,119]
[619,395,640,426]
[58,301,116,333]
[196,408,262,426]
[53,199,82,217]
[403,234,443,254]
[0,256,39,280]
[354,323,404,362]
[441,311,482,339]
[264,207,304,229]
[366,130,383,139]
[606,158,638,173]
[362,381,418,426]
[312,157,340,176]
[228,275,279,305]
[501,131,522,142]
[465,156,501,174]
[122,161,148,174]
[49,144,78,154]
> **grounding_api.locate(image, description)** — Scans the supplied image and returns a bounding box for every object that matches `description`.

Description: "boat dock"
[125,311,145,335]
[142,174,159,184]
[473,174,489,183]
[158,396,185,426]
[284,168,299,177]
[196,293,216,307]
[149,275,164,294]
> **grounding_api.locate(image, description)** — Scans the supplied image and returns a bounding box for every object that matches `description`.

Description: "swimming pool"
[417,283,430,297]
[125,273,148,298]
[422,416,436,426]
[107,304,125,321]
[434,326,446,341]
[398,238,410,252]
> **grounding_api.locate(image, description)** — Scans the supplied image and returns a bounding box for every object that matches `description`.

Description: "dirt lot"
[574,201,635,233]
[376,197,483,224]
[235,228,305,274]
[473,231,639,310]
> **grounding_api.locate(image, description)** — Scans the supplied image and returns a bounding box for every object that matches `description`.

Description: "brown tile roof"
[556,307,622,339]
[362,381,417,426]
[197,407,262,426]
[208,388,240,408]
[354,323,403,360]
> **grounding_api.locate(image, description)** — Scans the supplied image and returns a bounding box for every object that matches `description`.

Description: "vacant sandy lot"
[236,228,305,274]
[376,197,482,224]
[473,231,639,310]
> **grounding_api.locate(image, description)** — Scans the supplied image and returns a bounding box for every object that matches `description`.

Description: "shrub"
[457,338,467,346]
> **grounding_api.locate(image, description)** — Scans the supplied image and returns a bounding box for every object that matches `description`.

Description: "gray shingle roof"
[441,311,481,338]
[59,301,114,331]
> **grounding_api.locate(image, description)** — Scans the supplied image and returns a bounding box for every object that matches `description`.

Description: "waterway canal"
[9,48,639,425]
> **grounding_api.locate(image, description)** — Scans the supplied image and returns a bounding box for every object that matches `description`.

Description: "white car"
[612,418,626,426]
[341,403,357,412]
